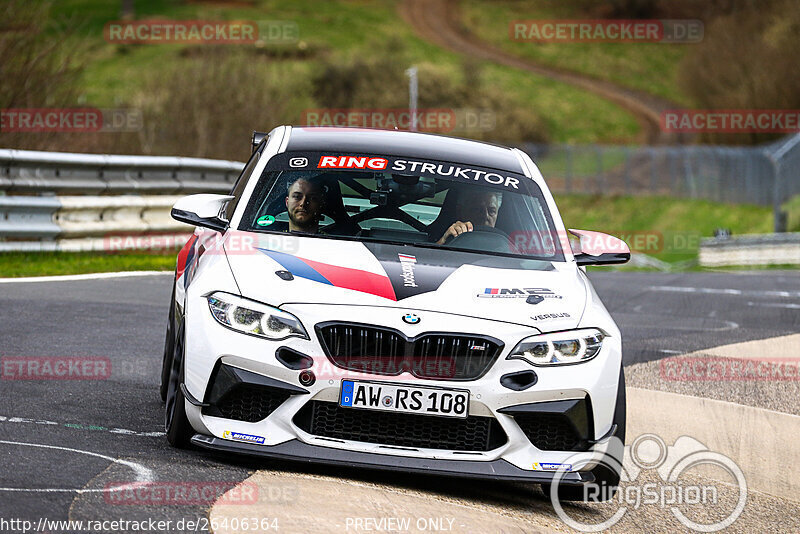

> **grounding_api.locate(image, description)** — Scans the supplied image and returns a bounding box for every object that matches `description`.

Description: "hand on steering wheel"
[437,221,473,245]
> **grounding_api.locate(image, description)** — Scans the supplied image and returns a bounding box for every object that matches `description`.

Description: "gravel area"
[209,468,800,534]
[625,354,800,416]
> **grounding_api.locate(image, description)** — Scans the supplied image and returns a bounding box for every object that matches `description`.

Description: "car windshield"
[239,152,564,261]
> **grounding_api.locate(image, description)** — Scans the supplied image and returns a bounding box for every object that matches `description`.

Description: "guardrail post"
[768,154,786,233]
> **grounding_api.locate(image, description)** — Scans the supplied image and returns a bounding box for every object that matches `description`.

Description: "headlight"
[507,328,606,366]
[205,292,308,341]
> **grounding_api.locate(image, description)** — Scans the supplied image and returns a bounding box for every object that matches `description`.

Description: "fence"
[520,133,800,232]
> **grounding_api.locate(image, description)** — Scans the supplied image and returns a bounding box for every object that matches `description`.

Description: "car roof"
[283,127,525,174]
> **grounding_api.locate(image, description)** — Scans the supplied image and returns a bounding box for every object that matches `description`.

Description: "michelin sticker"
[223,430,266,445]
[532,462,572,471]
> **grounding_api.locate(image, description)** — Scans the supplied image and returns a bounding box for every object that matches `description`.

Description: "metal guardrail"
[0,195,194,251]
[0,149,243,194]
[699,233,800,267]
[0,149,244,251]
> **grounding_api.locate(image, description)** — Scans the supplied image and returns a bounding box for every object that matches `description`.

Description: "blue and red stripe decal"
[176,235,198,281]
[259,249,397,301]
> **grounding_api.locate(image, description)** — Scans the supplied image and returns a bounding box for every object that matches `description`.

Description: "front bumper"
[190,434,594,485]
[182,300,623,479]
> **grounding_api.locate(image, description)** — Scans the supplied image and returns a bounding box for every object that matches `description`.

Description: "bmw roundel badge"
[402,313,420,325]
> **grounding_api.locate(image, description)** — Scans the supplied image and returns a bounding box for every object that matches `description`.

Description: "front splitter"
[191,434,592,485]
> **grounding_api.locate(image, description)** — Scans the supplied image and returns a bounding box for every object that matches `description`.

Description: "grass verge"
[0,252,176,278]
[555,194,780,264]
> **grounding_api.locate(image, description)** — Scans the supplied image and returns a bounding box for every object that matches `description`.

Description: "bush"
[678,0,800,144]
[311,41,548,144]
[136,48,305,160]
[0,0,83,150]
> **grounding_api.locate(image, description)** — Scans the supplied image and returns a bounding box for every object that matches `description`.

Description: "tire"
[543,366,626,502]
[164,319,193,448]
[159,283,176,402]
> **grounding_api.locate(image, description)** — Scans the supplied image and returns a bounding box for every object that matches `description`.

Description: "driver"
[286,177,325,233]
[436,190,502,245]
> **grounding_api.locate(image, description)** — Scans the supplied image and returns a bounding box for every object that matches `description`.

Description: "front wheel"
[164,320,193,448]
[159,283,176,402]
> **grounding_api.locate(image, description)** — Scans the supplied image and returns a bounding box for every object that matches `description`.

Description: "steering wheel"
[445,225,516,253]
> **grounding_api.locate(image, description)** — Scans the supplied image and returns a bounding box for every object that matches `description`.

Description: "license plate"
[339,380,469,419]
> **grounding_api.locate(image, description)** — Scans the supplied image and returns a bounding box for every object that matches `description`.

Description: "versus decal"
[532,312,571,321]
[478,288,563,299]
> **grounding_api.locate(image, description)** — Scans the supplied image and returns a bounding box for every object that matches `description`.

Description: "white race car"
[161,126,630,500]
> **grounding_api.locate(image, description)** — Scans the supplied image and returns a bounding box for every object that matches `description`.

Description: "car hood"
[225,234,587,330]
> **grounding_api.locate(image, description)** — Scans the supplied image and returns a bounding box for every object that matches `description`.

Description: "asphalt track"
[0,270,798,532]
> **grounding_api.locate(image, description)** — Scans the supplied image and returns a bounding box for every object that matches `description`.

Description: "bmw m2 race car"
[161,126,631,500]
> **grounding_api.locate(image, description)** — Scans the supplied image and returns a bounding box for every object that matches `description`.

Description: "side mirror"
[171,194,234,232]
[569,229,631,266]
[252,130,267,153]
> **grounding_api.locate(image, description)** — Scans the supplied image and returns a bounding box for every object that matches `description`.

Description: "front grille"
[317,323,502,380]
[514,413,588,451]
[203,384,292,423]
[294,400,507,452]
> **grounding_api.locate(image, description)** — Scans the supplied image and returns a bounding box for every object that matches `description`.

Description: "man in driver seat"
[436,190,502,245]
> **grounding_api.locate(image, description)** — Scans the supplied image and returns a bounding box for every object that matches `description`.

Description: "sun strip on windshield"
[264,151,534,195]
